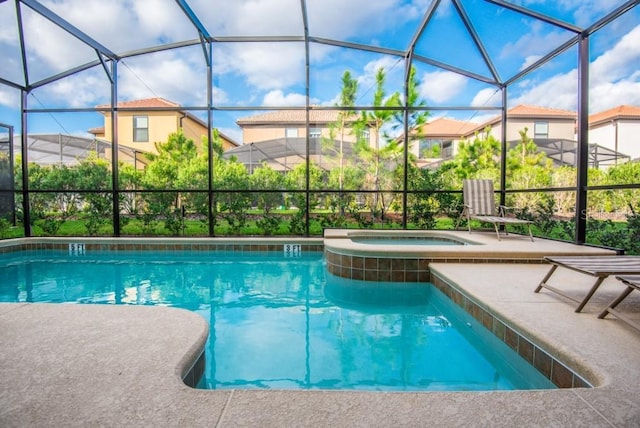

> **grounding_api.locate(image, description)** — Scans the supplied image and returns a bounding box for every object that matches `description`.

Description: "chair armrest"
[498,205,515,216]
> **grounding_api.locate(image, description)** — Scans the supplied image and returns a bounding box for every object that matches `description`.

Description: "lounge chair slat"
[535,256,640,313]
[543,256,640,276]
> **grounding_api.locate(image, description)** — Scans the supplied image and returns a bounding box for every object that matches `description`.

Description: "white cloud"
[471,88,501,107]
[510,69,578,110]
[262,90,307,106]
[355,57,405,103]
[501,25,566,60]
[517,0,618,27]
[40,70,110,108]
[521,55,543,71]
[322,93,340,107]
[591,25,640,85]
[589,80,640,112]
[212,86,229,105]
[117,50,209,105]
[499,20,573,74]
[305,0,424,41]
[558,0,621,27]
[42,0,195,53]
[509,24,640,113]
[419,71,467,104]
[0,86,20,109]
[215,43,306,91]
[22,9,97,76]
[359,57,403,86]
[187,0,304,36]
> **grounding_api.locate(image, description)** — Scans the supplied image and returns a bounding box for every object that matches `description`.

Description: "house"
[475,104,578,143]
[589,105,640,162]
[403,105,577,166]
[236,109,378,146]
[411,105,633,168]
[409,117,478,168]
[230,109,378,171]
[90,97,239,167]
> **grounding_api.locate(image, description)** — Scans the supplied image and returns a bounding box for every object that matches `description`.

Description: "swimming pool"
[0,249,555,391]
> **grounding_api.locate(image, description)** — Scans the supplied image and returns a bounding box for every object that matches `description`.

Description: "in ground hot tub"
[348,231,473,246]
[324,230,483,282]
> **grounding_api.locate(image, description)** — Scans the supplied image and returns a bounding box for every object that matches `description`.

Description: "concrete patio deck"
[1,233,640,427]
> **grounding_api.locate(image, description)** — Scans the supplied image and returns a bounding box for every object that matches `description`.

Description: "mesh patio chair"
[457,179,533,241]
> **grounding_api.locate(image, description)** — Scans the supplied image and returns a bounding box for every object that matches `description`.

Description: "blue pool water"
[0,250,555,391]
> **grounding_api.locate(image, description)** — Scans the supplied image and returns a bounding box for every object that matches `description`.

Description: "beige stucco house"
[410,105,636,168]
[408,105,577,166]
[475,104,577,143]
[589,105,640,163]
[229,109,380,171]
[236,109,378,146]
[90,97,239,167]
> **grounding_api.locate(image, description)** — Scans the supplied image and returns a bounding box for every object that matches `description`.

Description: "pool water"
[0,250,555,391]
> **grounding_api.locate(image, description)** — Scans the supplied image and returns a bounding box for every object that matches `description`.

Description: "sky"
[0,0,639,142]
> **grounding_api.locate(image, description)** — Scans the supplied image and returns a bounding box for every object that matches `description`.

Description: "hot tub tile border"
[324,249,545,281]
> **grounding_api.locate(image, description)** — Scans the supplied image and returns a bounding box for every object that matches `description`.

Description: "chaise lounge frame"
[598,275,640,331]
[535,255,640,313]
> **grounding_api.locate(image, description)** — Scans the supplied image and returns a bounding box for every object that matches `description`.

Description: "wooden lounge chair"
[535,255,640,312]
[598,275,640,331]
[459,179,533,241]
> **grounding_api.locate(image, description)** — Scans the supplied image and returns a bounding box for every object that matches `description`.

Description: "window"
[534,121,549,139]
[133,116,148,142]
[442,141,453,159]
[419,139,443,158]
[359,129,370,143]
[309,128,321,139]
[285,127,298,138]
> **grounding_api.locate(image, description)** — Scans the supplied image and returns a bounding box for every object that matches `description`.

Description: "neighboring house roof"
[95,97,181,109]
[416,117,478,137]
[236,109,359,126]
[506,104,577,119]
[589,105,640,126]
[88,126,105,135]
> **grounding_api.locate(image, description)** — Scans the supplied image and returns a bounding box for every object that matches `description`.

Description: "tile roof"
[589,105,640,125]
[88,126,105,135]
[417,117,478,137]
[507,104,577,118]
[236,109,358,125]
[96,97,181,109]
[469,104,578,134]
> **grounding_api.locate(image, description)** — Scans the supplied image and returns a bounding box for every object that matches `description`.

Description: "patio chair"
[535,256,640,312]
[598,274,640,331]
[458,179,533,241]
